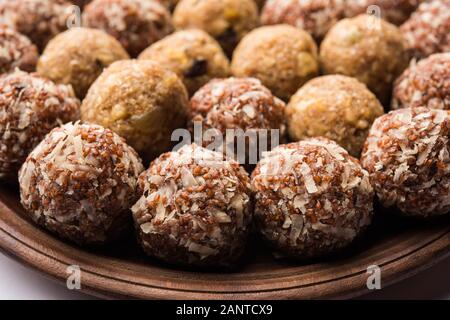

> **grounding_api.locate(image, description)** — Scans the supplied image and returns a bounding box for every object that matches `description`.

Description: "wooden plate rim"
[1,197,449,300]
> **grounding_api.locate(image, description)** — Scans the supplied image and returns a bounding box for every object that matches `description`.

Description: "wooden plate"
[0,182,449,300]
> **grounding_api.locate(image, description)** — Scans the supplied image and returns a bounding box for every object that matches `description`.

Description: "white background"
[0,252,448,300]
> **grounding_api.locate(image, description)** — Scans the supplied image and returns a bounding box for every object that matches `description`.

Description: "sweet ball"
[132,143,253,267]
[361,107,450,218]
[37,27,129,99]
[0,71,80,181]
[19,122,144,245]
[252,138,374,260]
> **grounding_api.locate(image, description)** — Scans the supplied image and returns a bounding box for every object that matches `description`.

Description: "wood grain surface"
[0,183,449,300]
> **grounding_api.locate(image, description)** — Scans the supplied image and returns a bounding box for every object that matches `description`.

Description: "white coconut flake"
[230,194,245,227]
[293,195,307,214]
[300,163,318,193]
[154,202,166,222]
[181,166,197,187]
[417,135,438,165]
[289,214,304,244]
[282,215,292,229]
[73,134,83,161]
[242,105,256,119]
[19,161,35,194]
[433,110,447,124]
[394,162,409,182]
[213,210,232,223]
[140,222,153,234]
[281,187,295,199]
[187,242,219,259]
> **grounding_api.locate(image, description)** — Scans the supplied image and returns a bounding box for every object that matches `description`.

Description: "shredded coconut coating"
[0,25,38,73]
[0,70,80,181]
[261,0,346,40]
[392,53,450,111]
[82,0,173,57]
[361,107,450,217]
[320,14,409,105]
[400,0,450,60]
[173,0,259,57]
[37,27,129,99]
[0,0,72,51]
[19,122,144,245]
[139,29,230,96]
[232,25,319,102]
[132,143,252,267]
[81,59,188,163]
[252,138,374,259]
[286,75,384,157]
[188,77,287,163]
[345,0,423,25]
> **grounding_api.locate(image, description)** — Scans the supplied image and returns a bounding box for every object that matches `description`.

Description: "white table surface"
[0,252,449,300]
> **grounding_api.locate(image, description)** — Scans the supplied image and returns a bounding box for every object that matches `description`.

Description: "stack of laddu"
[0,0,448,268]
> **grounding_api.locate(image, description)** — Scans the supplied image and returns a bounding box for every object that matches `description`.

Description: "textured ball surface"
[345,0,422,25]
[0,70,80,180]
[132,143,253,267]
[19,122,144,245]
[0,0,72,51]
[400,0,450,59]
[320,14,409,105]
[0,25,38,73]
[81,59,189,163]
[82,0,173,57]
[232,25,319,101]
[286,75,384,157]
[392,53,450,110]
[261,0,346,40]
[37,27,129,99]
[139,29,230,96]
[252,138,374,259]
[361,107,450,217]
[188,77,286,164]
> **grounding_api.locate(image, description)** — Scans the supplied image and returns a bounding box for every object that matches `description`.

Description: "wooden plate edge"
[1,214,449,300]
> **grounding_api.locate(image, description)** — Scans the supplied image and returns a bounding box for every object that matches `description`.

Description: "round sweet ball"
[37,28,129,99]
[19,122,144,245]
[82,0,173,57]
[232,25,319,101]
[132,143,253,267]
[0,25,38,73]
[345,0,422,25]
[261,0,346,41]
[320,14,409,105]
[0,0,72,51]
[286,75,384,157]
[188,77,286,164]
[173,0,259,57]
[139,29,230,97]
[81,60,188,163]
[361,107,450,218]
[0,71,80,181]
[252,138,374,260]
[400,0,450,60]
[392,53,450,111]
